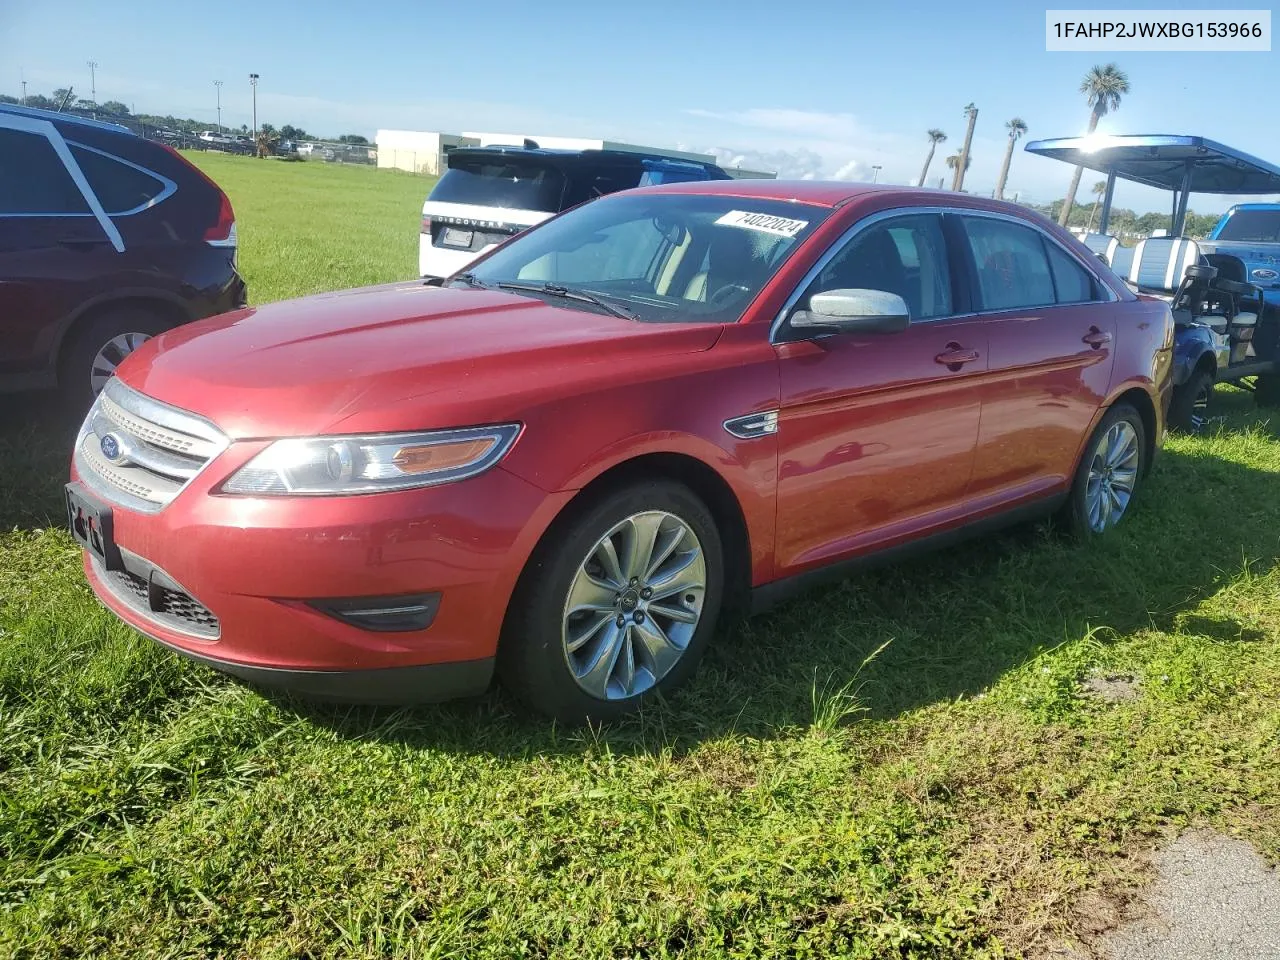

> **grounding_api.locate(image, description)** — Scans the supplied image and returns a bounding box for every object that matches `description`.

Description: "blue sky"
[6,0,1278,212]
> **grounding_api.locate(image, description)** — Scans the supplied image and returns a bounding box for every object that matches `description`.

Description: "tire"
[59,305,172,415]
[1256,374,1280,408]
[1168,367,1213,433]
[497,479,725,723]
[1063,402,1147,538]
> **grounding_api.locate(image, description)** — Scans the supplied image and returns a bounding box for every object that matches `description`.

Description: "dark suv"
[0,105,247,410]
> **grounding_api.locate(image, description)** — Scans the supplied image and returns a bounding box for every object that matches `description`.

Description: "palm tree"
[945,152,972,181]
[994,117,1027,200]
[1058,63,1130,226]
[919,129,947,187]
[1086,180,1107,231]
[953,103,978,191]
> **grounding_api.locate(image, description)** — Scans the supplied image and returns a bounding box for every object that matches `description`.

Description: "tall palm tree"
[953,103,978,191]
[1058,63,1130,226]
[919,129,947,187]
[994,117,1027,200]
[1086,180,1107,231]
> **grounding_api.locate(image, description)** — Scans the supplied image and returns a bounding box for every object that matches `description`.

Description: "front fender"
[1172,326,1217,386]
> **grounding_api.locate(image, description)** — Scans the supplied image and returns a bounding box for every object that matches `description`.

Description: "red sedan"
[67,180,1174,721]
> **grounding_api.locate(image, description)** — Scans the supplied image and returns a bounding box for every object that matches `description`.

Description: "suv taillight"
[420,215,432,235]
[157,144,237,250]
[205,192,236,248]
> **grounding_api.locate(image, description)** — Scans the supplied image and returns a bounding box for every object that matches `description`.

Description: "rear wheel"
[1063,403,1147,538]
[498,479,724,723]
[1168,367,1213,433]
[60,306,171,414]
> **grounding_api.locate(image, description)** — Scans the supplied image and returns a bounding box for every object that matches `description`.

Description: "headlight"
[221,424,521,495]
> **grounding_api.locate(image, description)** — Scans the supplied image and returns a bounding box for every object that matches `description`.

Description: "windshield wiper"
[448,272,489,289]
[496,281,638,321]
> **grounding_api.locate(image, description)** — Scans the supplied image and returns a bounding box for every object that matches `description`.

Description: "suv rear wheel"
[60,305,171,413]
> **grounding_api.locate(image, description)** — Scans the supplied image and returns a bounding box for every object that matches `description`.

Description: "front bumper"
[74,451,571,702]
[144,619,494,704]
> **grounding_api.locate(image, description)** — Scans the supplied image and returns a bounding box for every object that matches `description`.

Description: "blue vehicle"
[1202,203,1280,309]
[1025,134,1280,430]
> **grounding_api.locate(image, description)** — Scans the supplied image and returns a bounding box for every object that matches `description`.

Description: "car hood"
[118,281,724,438]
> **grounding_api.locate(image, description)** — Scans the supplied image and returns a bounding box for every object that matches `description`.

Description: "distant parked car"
[0,104,247,409]
[68,180,1172,722]
[419,144,734,280]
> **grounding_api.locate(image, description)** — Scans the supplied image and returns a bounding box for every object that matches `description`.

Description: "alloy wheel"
[561,510,706,701]
[90,332,152,394]
[1084,420,1140,533]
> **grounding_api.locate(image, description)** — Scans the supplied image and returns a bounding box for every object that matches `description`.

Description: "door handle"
[935,343,980,371]
[1083,326,1113,348]
[58,237,111,251]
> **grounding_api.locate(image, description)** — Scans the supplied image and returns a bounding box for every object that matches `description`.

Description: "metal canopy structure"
[1023,134,1280,236]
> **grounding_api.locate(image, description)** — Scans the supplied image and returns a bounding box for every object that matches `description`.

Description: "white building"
[376,128,777,179]
[375,130,479,175]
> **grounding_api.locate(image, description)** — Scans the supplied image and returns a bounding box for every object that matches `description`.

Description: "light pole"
[871,165,882,184]
[87,60,98,118]
[249,73,259,150]
[20,79,27,105]
[214,80,223,134]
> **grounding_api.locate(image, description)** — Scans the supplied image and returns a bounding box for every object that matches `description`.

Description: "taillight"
[420,215,432,235]
[205,192,236,247]
[156,144,236,249]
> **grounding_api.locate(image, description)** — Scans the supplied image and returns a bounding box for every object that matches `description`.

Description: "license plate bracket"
[441,227,474,249]
[65,482,122,571]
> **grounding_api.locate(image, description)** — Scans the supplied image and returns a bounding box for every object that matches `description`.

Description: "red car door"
[955,214,1116,503]
[772,211,988,577]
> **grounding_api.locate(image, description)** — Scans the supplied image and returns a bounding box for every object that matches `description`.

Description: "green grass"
[2,158,1279,959]
[191,151,435,304]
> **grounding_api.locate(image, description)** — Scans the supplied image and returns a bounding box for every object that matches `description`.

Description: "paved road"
[1100,830,1280,960]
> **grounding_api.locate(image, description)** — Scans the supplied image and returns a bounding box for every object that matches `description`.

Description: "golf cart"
[1024,134,1280,431]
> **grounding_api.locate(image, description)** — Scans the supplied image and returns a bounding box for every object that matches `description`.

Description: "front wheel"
[1168,367,1213,433]
[498,480,724,723]
[1063,403,1147,537]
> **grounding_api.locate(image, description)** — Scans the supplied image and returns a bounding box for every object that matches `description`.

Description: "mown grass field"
[1,154,1278,959]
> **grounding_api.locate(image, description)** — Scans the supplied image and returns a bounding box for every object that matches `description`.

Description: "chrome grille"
[75,378,229,513]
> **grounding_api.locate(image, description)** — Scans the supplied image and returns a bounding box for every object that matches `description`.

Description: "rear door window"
[0,128,91,215]
[961,217,1056,311]
[69,145,169,214]
[429,158,566,212]
[1045,242,1098,303]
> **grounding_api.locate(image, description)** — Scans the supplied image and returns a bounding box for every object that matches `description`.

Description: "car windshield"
[429,158,566,212]
[1215,209,1280,242]
[461,193,830,323]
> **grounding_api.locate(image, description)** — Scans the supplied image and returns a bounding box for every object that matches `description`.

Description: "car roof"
[0,103,136,137]
[621,178,1012,209]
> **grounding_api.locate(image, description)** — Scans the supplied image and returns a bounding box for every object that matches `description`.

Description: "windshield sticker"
[715,210,810,238]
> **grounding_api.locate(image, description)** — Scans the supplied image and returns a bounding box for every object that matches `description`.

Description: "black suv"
[0,105,248,410]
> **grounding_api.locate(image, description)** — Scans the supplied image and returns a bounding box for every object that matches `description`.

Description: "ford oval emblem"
[99,433,123,463]
[1253,268,1278,281]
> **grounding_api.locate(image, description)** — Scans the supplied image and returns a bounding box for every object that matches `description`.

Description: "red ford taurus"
[67,180,1174,721]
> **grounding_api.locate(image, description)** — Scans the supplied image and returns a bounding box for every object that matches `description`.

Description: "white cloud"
[677,106,912,183]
